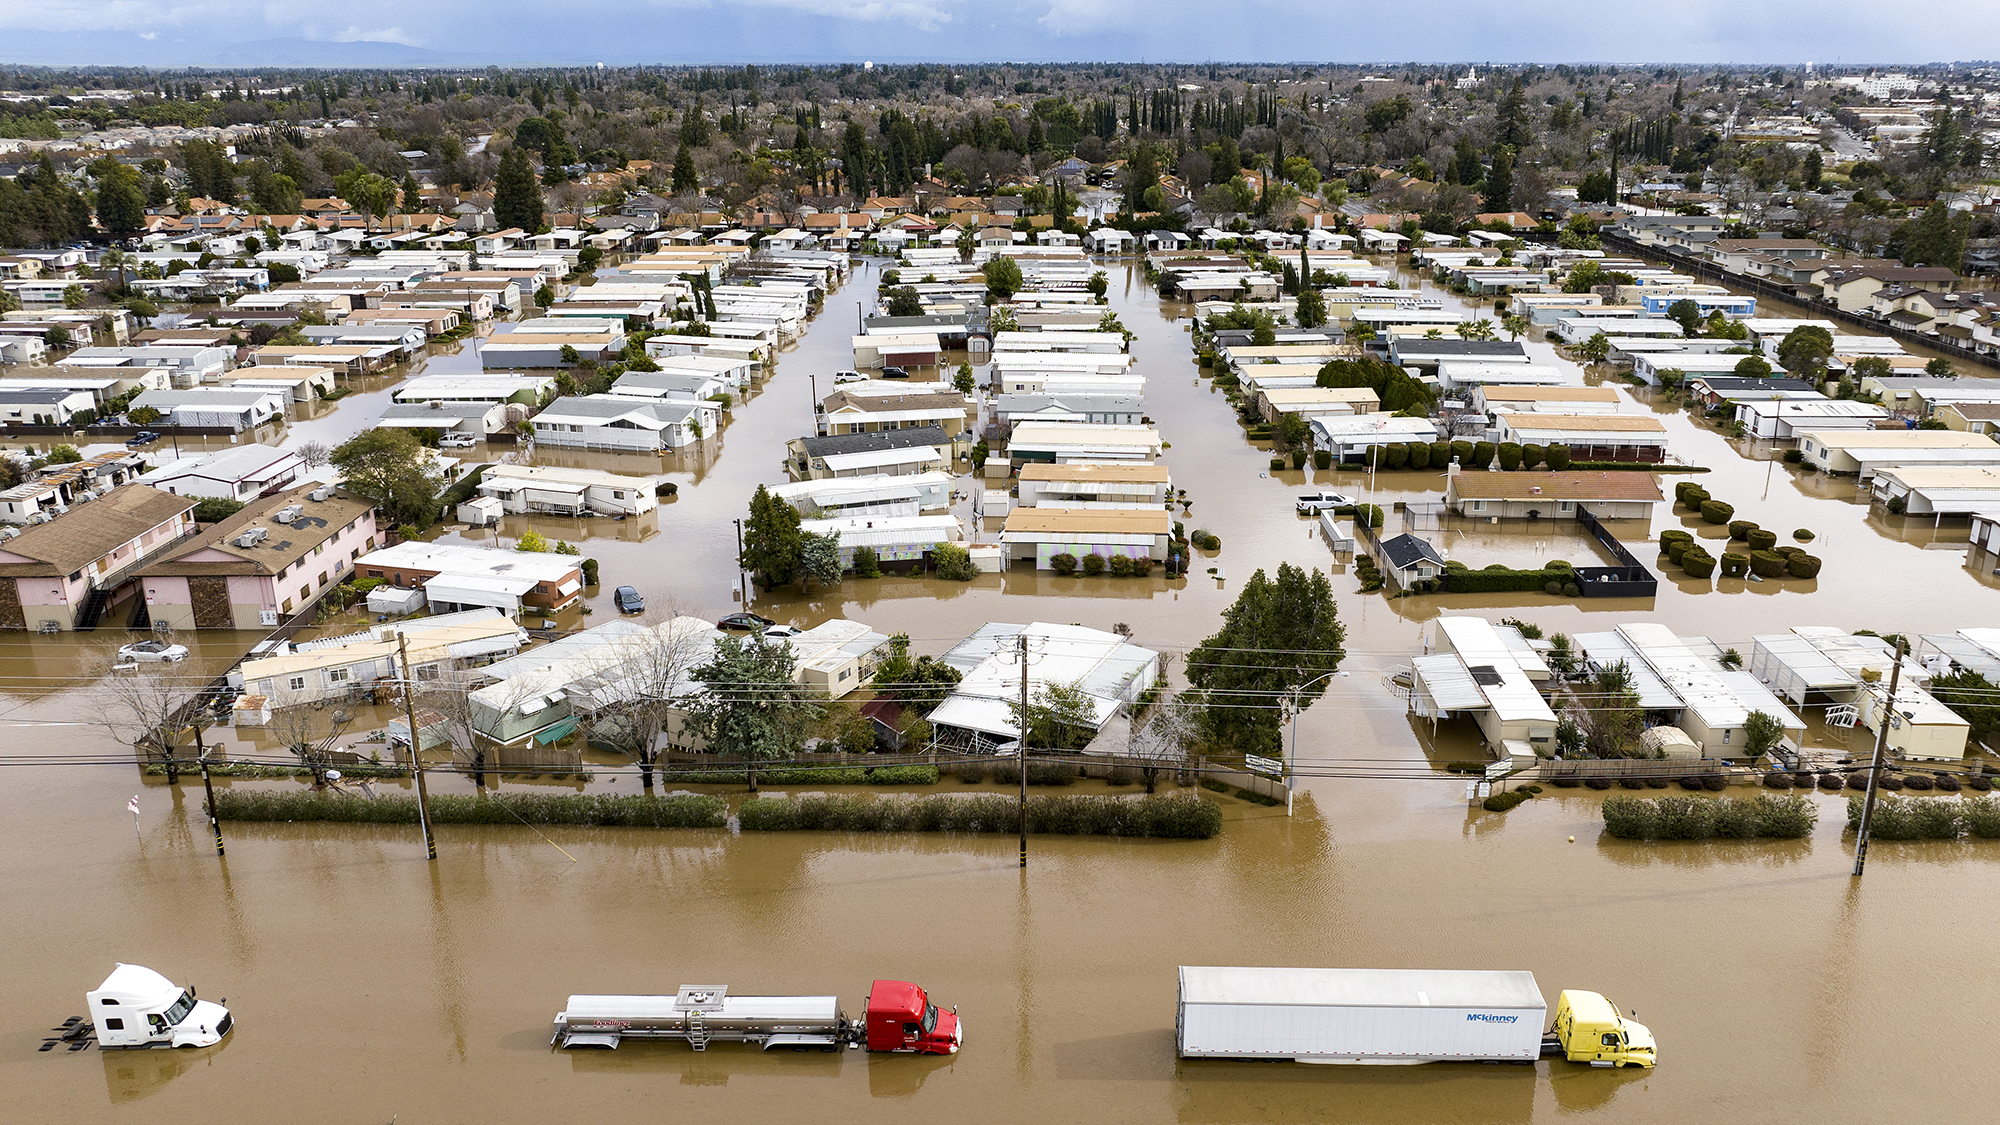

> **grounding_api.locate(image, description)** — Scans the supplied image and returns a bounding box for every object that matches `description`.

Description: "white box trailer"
[1177,966,1546,1064]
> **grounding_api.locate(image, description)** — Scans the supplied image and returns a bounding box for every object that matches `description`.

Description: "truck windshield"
[920,1004,937,1035]
[162,991,196,1026]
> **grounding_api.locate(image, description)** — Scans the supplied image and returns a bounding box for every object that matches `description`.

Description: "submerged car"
[614,586,644,614]
[1295,490,1356,515]
[717,611,777,631]
[119,639,189,663]
[761,624,801,639]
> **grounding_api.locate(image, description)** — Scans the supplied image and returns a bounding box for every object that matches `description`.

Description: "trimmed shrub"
[1746,528,1778,552]
[1313,450,1332,470]
[1749,550,1789,578]
[1973,775,1996,793]
[1847,773,1870,791]
[1785,554,1822,579]
[1719,552,1750,577]
[1844,795,1961,840]
[1562,582,1581,597]
[1470,441,1496,469]
[1644,776,1671,789]
[1290,449,1307,470]
[1763,771,1794,789]
[738,792,1222,838]
[1050,552,1078,575]
[1818,773,1844,792]
[1967,796,2000,837]
[1544,581,1562,595]
[1405,441,1431,470]
[1792,528,1815,542]
[1081,553,1107,576]
[1483,789,1531,811]
[954,761,989,784]
[1618,777,1645,790]
[1667,539,1693,564]
[1449,440,1475,465]
[1936,774,1963,793]
[1430,440,1451,467]
[1659,529,1694,554]
[1496,442,1523,471]
[1191,530,1221,550]
[1675,481,1710,507]
[1551,776,1583,788]
[1902,774,1934,791]
[1521,443,1545,470]
[1603,794,1816,840]
[1269,456,1286,471]
[1545,443,1572,471]
[1703,774,1727,792]
[1727,520,1759,541]
[1782,448,1804,463]
[1679,776,1706,791]
[213,791,726,828]
[1879,775,1905,792]
[1108,554,1133,577]
[1774,545,1805,559]
[1699,499,1735,524]
[1680,551,1716,579]
[1383,444,1408,470]
[1585,776,1612,790]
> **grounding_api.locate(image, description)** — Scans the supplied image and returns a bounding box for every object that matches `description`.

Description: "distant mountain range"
[0,33,506,69]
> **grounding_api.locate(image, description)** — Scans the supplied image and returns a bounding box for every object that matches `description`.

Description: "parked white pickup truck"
[1295,490,1355,515]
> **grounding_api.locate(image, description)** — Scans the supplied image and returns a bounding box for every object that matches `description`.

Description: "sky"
[1,1,1996,67]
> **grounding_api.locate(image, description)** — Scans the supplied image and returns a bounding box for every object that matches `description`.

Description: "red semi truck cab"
[864,980,961,1054]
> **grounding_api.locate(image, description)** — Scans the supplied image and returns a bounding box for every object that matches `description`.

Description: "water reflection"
[101,1033,232,1104]
[1172,1059,1536,1124]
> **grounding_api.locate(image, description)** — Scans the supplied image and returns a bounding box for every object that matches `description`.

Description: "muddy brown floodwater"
[5,257,2000,1124]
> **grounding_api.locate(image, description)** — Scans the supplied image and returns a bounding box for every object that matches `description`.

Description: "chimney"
[1447,458,1461,478]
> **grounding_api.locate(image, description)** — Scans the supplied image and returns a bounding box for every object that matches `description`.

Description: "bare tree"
[1126,654,1190,793]
[262,683,355,785]
[89,646,208,784]
[296,441,331,471]
[423,658,494,785]
[572,609,711,791]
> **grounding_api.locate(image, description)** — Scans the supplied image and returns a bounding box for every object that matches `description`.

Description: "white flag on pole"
[128,795,141,817]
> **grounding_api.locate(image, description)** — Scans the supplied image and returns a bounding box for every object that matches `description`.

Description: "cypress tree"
[493,147,544,233]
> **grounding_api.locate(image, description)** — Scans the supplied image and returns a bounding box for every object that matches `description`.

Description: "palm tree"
[1502,314,1530,341]
[100,247,132,295]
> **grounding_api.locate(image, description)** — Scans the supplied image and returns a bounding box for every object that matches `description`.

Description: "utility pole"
[1018,631,1029,870]
[398,633,438,862]
[1852,638,1906,878]
[192,718,223,857]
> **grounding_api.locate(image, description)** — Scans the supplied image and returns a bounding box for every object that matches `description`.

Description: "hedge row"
[1601,794,1818,839]
[211,791,727,827]
[1844,795,2000,840]
[1444,565,1575,594]
[737,792,1223,838]
[665,765,940,786]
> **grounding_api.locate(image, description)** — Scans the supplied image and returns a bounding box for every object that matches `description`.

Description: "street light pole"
[1286,669,1343,818]
[1852,638,1906,878]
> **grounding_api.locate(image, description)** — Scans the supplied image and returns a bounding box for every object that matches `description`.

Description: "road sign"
[1245,755,1282,776]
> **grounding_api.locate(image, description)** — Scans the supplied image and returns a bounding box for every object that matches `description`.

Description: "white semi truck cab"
[88,964,233,1049]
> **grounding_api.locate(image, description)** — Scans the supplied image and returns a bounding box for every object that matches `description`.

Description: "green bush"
[852,545,882,578]
[1782,448,1804,464]
[1108,554,1133,577]
[1483,789,1530,811]
[1081,553,1107,576]
[1269,456,1286,471]
[1430,440,1452,467]
[1965,796,2000,838]
[1602,794,1816,840]
[1785,554,1822,579]
[1192,529,1221,550]
[1470,441,1495,469]
[933,542,978,581]
[1680,551,1716,579]
[1563,582,1581,597]
[1521,443,1545,470]
[1749,550,1789,578]
[1719,551,1750,577]
[1290,449,1307,470]
[1792,528,1815,542]
[212,791,726,827]
[738,792,1222,838]
[1659,529,1693,554]
[1845,795,1964,840]
[1746,528,1778,552]
[1699,499,1735,524]
[1449,439,1474,465]
[1545,443,1571,471]
[1667,539,1694,564]
[1674,481,1708,507]
[1727,520,1759,541]
[1445,566,1575,594]
[1496,442,1523,471]
[1313,450,1332,469]
[1050,552,1078,575]
[1405,441,1431,470]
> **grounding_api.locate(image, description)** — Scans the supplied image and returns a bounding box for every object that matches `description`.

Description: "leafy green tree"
[329,429,445,528]
[515,529,550,553]
[46,444,82,464]
[1666,298,1703,337]
[682,636,824,783]
[741,484,803,590]
[884,286,923,317]
[1734,354,1773,378]
[1926,356,1956,379]
[932,542,977,581]
[672,143,699,194]
[1482,149,1513,213]
[1085,271,1109,300]
[1776,325,1834,381]
[1579,661,1643,757]
[869,634,962,714]
[1183,562,1345,754]
[1294,286,1327,329]
[1931,670,2000,734]
[1742,711,1786,761]
[333,168,398,226]
[983,255,1023,299]
[1010,680,1099,750]
[94,166,146,235]
[536,284,555,310]
[801,530,843,590]
[953,363,975,394]
[493,146,544,232]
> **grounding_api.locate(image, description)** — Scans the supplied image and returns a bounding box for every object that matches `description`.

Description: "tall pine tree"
[493,147,544,233]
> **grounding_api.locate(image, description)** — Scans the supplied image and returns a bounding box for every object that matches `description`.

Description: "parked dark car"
[880,366,910,379]
[614,586,644,614]
[125,431,159,447]
[716,611,776,631]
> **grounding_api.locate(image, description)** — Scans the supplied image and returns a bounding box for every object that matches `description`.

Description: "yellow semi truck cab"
[1553,990,1655,1068]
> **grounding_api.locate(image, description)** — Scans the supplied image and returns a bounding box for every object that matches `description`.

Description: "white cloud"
[731,0,963,33]
[334,25,421,46]
[138,31,158,39]
[1035,0,1142,36]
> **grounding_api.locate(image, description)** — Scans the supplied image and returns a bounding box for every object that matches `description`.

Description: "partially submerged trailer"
[552,980,960,1054]
[1177,967,1654,1067]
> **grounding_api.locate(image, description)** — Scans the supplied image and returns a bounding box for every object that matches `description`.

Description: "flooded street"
[7,252,2000,1124]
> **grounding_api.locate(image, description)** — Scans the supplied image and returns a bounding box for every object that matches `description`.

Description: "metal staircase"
[74,587,112,631]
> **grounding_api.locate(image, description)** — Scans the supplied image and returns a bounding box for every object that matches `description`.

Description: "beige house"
[1470,385,1622,415]
[817,389,973,439]
[1937,403,2000,436]
[1256,386,1381,423]
[1000,508,1173,569]
[1443,469,1663,520]
[1797,429,2000,475]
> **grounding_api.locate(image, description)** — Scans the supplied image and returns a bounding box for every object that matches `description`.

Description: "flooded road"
[6,253,2000,1123]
